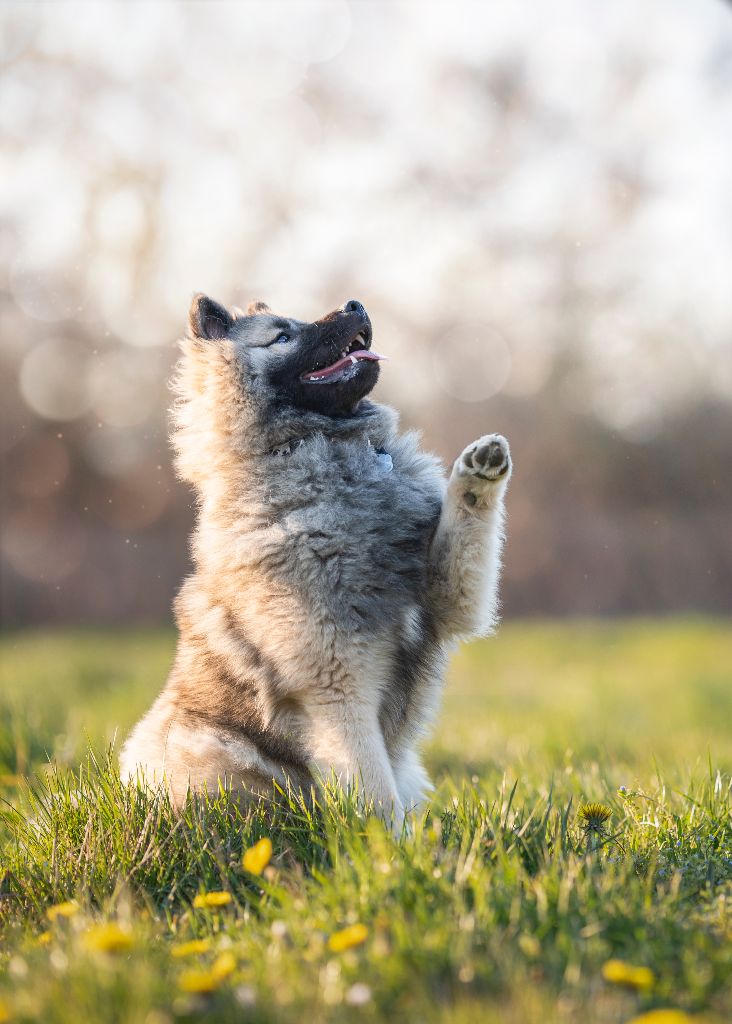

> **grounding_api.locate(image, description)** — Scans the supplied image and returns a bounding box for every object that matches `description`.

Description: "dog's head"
[188,295,384,418]
[173,295,388,486]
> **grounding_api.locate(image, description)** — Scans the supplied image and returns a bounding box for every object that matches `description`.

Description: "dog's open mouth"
[300,329,386,384]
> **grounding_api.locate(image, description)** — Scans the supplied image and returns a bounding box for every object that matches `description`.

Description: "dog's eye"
[272,333,291,344]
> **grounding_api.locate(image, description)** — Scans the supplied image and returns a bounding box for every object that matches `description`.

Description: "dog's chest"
[271,439,441,626]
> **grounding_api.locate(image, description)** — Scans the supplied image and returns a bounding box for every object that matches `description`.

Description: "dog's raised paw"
[459,434,511,482]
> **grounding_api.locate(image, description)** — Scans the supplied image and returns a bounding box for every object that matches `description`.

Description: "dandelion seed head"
[345,983,372,1006]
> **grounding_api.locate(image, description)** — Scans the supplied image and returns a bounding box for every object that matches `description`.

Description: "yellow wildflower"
[518,933,541,958]
[178,969,220,994]
[578,803,612,834]
[328,923,369,953]
[193,891,232,909]
[177,952,237,994]
[83,922,134,953]
[242,837,273,876]
[171,938,212,958]
[47,901,79,921]
[627,1011,694,1024]
[211,951,236,980]
[0,998,10,1023]
[602,959,655,991]
[37,930,53,946]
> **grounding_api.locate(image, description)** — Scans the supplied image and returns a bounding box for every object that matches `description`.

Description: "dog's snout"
[342,299,366,318]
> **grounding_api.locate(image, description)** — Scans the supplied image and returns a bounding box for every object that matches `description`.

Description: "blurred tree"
[1,0,731,623]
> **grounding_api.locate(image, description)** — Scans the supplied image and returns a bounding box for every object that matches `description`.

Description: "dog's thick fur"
[120,297,511,824]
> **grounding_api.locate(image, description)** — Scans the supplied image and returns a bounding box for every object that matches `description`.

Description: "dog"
[120,296,511,825]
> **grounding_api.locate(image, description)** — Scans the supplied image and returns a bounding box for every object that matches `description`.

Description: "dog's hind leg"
[426,434,512,641]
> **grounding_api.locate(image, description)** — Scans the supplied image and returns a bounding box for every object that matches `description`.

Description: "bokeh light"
[20,338,92,421]
[1,0,731,623]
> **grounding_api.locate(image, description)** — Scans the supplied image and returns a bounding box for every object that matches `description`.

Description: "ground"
[0,619,730,1023]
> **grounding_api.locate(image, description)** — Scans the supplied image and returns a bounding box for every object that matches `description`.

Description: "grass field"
[1,620,731,1023]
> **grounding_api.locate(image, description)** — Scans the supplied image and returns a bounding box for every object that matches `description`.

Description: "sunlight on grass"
[0,620,730,1022]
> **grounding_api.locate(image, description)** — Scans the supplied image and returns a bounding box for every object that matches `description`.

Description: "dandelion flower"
[602,958,655,991]
[178,969,220,994]
[211,951,237,980]
[47,901,79,921]
[627,1011,693,1024]
[0,998,10,1023]
[242,837,273,876]
[177,952,236,994]
[37,930,53,946]
[518,934,541,958]
[193,891,232,909]
[171,938,212,958]
[578,803,612,834]
[328,923,368,953]
[83,922,134,953]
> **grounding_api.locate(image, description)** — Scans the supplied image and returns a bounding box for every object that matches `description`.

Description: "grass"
[0,619,731,1023]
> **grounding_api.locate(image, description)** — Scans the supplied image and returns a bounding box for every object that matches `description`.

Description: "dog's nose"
[342,299,366,318]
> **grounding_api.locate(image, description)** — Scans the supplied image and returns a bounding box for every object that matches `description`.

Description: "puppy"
[121,296,511,824]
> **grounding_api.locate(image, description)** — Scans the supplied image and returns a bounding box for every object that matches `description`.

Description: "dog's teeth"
[349,354,357,365]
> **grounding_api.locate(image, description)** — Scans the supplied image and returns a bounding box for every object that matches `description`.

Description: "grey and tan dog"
[121,296,511,825]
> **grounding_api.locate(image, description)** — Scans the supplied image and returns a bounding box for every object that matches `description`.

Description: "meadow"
[1,619,731,1023]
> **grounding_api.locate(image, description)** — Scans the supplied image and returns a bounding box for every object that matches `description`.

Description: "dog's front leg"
[308,702,405,830]
[427,434,512,640]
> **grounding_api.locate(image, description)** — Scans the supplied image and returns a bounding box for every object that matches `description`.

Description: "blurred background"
[2,0,732,627]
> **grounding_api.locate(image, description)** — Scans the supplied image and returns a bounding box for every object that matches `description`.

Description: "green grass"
[1,620,731,1023]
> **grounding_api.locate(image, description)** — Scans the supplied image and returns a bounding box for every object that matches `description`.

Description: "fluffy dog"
[120,296,511,824]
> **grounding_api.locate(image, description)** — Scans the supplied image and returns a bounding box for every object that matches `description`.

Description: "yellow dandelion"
[578,803,612,834]
[177,953,236,994]
[328,923,369,953]
[0,998,10,1023]
[47,901,79,922]
[178,969,220,995]
[171,938,212,958]
[518,933,541,958]
[627,1011,694,1024]
[211,951,236,980]
[83,922,134,953]
[37,930,53,946]
[193,891,232,909]
[602,959,655,991]
[242,837,273,876]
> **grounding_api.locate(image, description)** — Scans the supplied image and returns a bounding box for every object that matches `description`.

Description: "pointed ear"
[246,300,272,316]
[189,293,235,340]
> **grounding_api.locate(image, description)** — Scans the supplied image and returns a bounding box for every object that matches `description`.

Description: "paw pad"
[460,434,511,482]
[475,441,506,470]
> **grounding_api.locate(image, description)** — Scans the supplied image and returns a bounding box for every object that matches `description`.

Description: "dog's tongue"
[301,350,386,382]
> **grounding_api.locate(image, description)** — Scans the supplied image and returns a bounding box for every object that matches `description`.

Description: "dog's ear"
[189,293,235,340]
[246,300,272,316]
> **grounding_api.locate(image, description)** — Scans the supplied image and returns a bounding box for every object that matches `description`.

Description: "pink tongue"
[302,349,386,381]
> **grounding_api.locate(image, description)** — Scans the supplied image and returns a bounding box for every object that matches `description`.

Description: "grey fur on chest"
[260,433,443,629]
